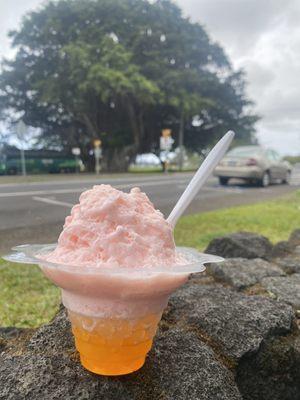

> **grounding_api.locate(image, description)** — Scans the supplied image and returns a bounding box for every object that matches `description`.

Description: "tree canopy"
[0,0,259,171]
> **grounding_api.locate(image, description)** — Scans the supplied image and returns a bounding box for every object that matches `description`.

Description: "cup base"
[68,310,160,376]
[80,353,146,376]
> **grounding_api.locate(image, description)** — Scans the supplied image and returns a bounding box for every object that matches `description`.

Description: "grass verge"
[175,189,300,249]
[1,190,299,328]
[0,263,60,328]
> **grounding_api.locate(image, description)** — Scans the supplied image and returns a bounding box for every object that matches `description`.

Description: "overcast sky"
[0,0,299,155]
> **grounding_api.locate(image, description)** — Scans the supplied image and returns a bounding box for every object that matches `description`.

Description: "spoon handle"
[167,130,235,227]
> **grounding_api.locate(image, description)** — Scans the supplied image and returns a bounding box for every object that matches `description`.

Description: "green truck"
[0,145,81,175]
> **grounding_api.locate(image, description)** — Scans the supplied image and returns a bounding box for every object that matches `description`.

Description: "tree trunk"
[102,145,136,172]
[81,149,95,172]
[138,108,145,143]
[126,100,140,148]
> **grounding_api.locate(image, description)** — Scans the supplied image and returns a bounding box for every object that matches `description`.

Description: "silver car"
[214,146,291,187]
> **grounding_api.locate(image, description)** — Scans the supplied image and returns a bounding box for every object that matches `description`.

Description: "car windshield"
[227,147,262,158]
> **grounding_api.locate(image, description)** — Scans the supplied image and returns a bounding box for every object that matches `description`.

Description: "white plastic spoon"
[167,130,235,227]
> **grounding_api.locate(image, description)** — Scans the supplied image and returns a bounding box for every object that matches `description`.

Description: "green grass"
[128,165,163,173]
[0,172,148,185]
[1,189,299,328]
[0,262,60,328]
[175,189,300,250]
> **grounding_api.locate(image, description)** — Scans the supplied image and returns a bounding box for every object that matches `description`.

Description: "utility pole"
[16,120,27,176]
[178,110,184,171]
[20,148,26,176]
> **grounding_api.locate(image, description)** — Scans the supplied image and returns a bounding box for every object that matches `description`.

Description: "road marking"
[0,173,194,188]
[177,184,245,194]
[0,179,190,198]
[117,179,188,190]
[32,196,74,208]
[0,187,88,198]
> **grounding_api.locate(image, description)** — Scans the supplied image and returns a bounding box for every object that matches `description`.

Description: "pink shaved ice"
[43,184,182,268]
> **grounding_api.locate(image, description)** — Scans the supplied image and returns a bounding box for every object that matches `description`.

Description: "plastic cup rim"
[3,243,224,276]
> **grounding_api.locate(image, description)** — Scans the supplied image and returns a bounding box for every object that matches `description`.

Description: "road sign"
[94,139,102,148]
[94,141,102,174]
[160,136,174,151]
[162,129,172,138]
[72,147,81,156]
[160,129,174,151]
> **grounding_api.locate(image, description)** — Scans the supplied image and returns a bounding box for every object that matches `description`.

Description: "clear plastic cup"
[4,244,223,376]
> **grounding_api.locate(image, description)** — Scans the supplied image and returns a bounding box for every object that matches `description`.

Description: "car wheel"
[282,171,291,185]
[219,177,229,185]
[260,172,270,187]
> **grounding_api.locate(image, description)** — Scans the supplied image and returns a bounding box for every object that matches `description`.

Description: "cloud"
[257,124,300,155]
[236,14,300,149]
[0,0,43,59]
[177,0,297,57]
[177,0,300,155]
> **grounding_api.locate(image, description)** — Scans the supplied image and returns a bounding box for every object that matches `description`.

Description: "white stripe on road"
[0,187,88,198]
[0,173,193,188]
[177,184,245,194]
[116,179,187,190]
[0,178,189,198]
[32,196,74,208]
[33,182,247,209]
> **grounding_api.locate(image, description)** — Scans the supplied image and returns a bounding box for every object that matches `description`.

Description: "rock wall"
[1,230,300,400]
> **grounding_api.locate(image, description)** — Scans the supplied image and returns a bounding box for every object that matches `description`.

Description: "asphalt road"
[0,172,299,253]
